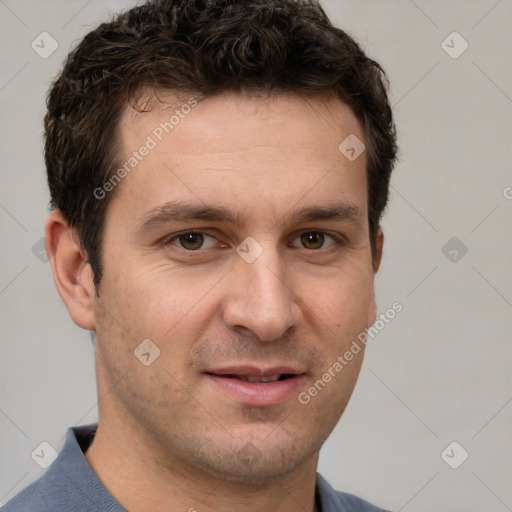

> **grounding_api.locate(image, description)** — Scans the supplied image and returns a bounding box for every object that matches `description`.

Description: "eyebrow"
[135,200,362,233]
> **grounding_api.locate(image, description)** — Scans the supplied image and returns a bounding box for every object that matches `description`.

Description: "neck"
[84,415,321,512]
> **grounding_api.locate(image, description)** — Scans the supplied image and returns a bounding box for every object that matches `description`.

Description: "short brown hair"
[45,0,397,286]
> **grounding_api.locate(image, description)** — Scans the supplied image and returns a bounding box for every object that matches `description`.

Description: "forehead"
[120,91,363,155]
[112,91,367,226]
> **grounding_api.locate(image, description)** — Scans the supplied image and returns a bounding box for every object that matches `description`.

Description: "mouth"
[209,373,295,383]
[204,366,306,406]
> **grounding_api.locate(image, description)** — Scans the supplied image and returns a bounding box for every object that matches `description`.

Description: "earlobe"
[45,210,97,331]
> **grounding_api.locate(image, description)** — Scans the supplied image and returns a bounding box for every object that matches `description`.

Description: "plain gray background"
[1,1,511,510]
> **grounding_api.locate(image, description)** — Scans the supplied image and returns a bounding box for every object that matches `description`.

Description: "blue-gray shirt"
[2,425,390,512]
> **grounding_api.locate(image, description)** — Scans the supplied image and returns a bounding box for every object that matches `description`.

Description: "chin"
[182,426,322,485]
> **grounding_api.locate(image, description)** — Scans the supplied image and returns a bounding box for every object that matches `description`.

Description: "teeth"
[237,374,281,383]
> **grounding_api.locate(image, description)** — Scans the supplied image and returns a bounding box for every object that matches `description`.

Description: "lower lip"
[205,374,306,406]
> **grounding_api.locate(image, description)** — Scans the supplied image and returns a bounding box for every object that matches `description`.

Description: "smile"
[204,366,306,406]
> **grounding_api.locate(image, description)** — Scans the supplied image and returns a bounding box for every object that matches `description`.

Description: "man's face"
[92,92,378,481]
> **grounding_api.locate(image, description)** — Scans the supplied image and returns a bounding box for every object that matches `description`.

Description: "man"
[3,0,397,510]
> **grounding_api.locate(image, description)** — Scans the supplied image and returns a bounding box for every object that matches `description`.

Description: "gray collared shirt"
[2,425,390,512]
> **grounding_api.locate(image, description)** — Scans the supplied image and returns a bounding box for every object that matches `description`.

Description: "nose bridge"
[224,239,300,341]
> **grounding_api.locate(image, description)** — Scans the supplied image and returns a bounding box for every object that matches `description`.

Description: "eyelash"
[163,230,343,253]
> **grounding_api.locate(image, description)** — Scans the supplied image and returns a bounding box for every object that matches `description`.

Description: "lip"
[204,365,306,406]
[206,365,304,377]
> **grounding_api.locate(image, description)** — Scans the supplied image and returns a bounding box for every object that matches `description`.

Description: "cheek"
[102,260,210,337]
[97,262,229,381]
[310,268,375,334]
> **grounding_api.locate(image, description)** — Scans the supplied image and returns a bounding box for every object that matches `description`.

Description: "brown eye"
[173,232,210,250]
[180,233,203,250]
[300,232,325,250]
[291,231,338,251]
[165,231,223,252]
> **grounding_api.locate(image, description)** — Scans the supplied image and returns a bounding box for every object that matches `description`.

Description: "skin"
[46,91,383,512]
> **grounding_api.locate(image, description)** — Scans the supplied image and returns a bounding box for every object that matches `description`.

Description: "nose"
[221,245,302,342]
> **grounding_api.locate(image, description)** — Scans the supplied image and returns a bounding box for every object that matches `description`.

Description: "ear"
[368,228,384,326]
[45,209,97,331]
[372,228,384,274]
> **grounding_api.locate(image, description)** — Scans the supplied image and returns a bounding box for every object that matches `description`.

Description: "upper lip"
[205,365,305,377]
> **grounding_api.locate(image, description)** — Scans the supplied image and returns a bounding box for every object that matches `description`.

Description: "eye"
[291,231,338,250]
[167,231,218,251]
